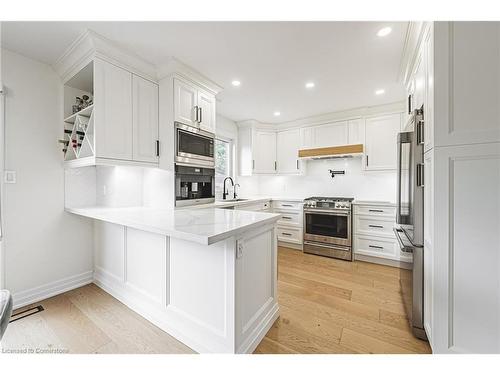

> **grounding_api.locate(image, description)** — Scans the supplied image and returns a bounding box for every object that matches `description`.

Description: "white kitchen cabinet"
[423,25,434,152]
[364,113,401,171]
[276,129,303,174]
[174,77,216,133]
[253,131,277,174]
[423,149,434,343]
[353,203,411,265]
[94,58,133,160]
[300,121,348,148]
[132,75,159,163]
[347,118,365,145]
[272,200,303,250]
[174,78,197,127]
[197,89,216,133]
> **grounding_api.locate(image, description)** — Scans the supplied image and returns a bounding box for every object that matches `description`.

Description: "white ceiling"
[1,21,408,123]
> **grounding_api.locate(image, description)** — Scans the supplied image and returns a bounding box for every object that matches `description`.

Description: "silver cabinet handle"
[282,204,293,207]
[194,106,199,122]
[416,163,424,187]
[199,107,202,124]
[155,140,160,157]
[282,216,292,220]
[296,160,299,170]
[369,209,383,212]
[252,160,255,170]
[369,245,384,249]
[281,232,292,236]
[366,155,369,167]
[368,225,383,228]
[274,161,277,170]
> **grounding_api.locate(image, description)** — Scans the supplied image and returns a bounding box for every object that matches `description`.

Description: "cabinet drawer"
[276,226,302,244]
[354,236,398,258]
[354,216,395,237]
[275,210,302,226]
[354,205,396,218]
[272,201,303,211]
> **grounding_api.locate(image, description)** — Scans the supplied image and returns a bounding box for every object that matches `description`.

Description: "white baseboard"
[278,241,303,251]
[12,271,93,309]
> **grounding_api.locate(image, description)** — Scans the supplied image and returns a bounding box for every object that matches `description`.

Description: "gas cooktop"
[303,197,354,210]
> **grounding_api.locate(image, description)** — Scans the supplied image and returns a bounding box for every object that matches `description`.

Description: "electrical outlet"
[4,170,16,184]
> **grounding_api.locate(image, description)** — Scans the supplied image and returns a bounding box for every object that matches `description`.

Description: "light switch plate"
[4,170,16,184]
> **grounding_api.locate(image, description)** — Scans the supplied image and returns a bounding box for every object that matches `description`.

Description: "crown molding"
[157,56,223,95]
[53,29,157,83]
[236,101,405,131]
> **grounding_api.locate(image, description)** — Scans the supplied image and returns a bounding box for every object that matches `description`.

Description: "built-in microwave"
[175,122,215,168]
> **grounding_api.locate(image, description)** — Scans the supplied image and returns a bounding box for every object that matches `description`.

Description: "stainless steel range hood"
[298,144,364,160]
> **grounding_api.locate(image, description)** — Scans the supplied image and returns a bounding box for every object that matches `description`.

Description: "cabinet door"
[238,126,253,176]
[253,131,277,174]
[197,90,216,134]
[413,53,425,110]
[94,59,133,160]
[174,78,197,127]
[364,114,401,170]
[277,129,301,174]
[423,26,434,152]
[312,121,348,148]
[300,127,315,148]
[348,118,365,145]
[132,75,159,163]
[423,149,434,342]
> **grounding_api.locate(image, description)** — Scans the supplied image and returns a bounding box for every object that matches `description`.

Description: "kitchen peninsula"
[67,206,280,353]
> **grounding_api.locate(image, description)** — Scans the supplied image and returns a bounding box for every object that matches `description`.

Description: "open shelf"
[64,104,94,124]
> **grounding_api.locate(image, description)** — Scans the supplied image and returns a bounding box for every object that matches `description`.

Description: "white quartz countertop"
[179,196,305,210]
[66,206,280,245]
[352,200,396,206]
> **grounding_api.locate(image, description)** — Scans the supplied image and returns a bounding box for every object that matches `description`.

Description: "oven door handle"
[393,227,413,253]
[304,209,351,216]
[303,241,350,251]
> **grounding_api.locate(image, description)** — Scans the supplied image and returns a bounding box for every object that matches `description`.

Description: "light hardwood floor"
[2,247,431,354]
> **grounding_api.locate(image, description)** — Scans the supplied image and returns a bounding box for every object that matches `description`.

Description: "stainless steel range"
[303,197,353,261]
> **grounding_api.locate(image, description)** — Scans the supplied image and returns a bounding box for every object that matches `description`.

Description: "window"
[215,137,234,199]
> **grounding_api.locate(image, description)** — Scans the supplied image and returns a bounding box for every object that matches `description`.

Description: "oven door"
[304,209,351,247]
[176,123,215,167]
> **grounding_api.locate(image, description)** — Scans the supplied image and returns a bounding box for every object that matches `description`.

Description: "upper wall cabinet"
[94,59,134,161]
[133,75,159,163]
[254,131,277,174]
[347,118,365,145]
[300,121,349,148]
[364,113,402,171]
[62,58,159,168]
[174,77,216,134]
[276,129,304,174]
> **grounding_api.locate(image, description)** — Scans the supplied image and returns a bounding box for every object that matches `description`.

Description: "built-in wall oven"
[175,165,215,207]
[303,197,353,261]
[175,122,215,168]
[394,106,427,341]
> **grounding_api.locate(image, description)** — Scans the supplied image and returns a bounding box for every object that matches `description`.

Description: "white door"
[94,59,133,160]
[132,75,159,163]
[253,131,277,174]
[174,78,197,127]
[348,118,365,145]
[311,121,348,148]
[277,129,301,174]
[364,113,401,170]
[197,90,216,133]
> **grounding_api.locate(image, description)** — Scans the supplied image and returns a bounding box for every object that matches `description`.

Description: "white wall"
[238,158,396,201]
[1,49,93,300]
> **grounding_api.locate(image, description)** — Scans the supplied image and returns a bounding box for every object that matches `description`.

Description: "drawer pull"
[369,209,384,212]
[281,232,292,236]
[282,204,293,207]
[282,216,293,220]
[369,245,384,249]
[368,225,384,228]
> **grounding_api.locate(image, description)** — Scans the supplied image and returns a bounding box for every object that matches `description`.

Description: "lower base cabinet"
[93,220,279,353]
[353,203,412,266]
[272,200,303,249]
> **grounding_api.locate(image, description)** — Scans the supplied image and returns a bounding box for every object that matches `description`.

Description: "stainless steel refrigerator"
[394,106,427,341]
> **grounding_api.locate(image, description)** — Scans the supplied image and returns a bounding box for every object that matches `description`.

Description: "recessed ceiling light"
[273,111,281,117]
[305,82,315,89]
[375,89,385,95]
[377,27,392,37]
[231,80,241,87]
